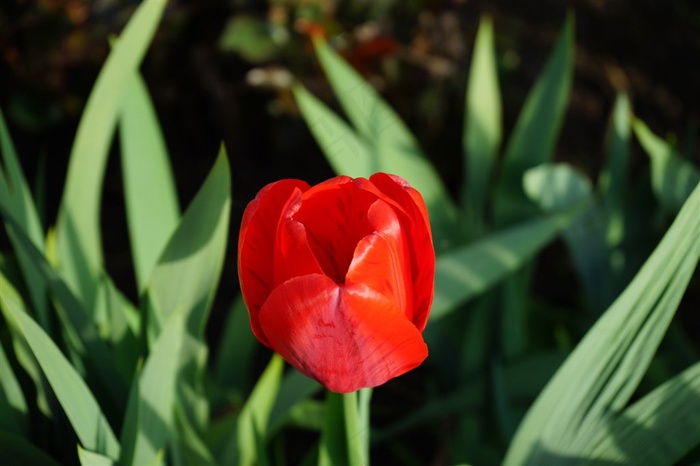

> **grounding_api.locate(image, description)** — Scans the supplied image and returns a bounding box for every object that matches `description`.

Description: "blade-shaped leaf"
[293,84,375,176]
[0,207,127,412]
[463,15,502,232]
[79,445,116,466]
[524,163,612,313]
[0,273,121,460]
[586,362,700,465]
[0,341,28,435]
[504,181,700,465]
[493,14,574,226]
[633,118,700,213]
[234,354,284,466]
[55,0,166,309]
[0,109,49,328]
[430,203,586,321]
[312,37,461,247]
[120,72,180,292]
[118,312,187,466]
[146,147,230,341]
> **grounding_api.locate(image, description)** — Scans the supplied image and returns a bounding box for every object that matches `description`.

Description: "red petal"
[295,178,378,284]
[259,274,428,393]
[368,173,435,331]
[346,199,412,316]
[273,188,324,285]
[238,179,310,346]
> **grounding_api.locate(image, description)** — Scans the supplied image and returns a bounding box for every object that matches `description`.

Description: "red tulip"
[238,173,434,393]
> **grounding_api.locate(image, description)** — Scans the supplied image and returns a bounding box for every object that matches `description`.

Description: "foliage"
[0,2,698,465]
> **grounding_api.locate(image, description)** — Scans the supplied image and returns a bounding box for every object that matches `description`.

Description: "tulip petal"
[369,173,435,331]
[295,179,377,284]
[238,179,310,346]
[274,189,324,285]
[346,199,412,317]
[259,274,428,393]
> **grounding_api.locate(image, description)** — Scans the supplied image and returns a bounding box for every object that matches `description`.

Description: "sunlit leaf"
[586,362,700,465]
[119,312,187,466]
[120,72,180,292]
[633,118,700,213]
[430,203,585,321]
[524,163,612,313]
[505,181,700,465]
[0,341,28,435]
[0,273,120,460]
[55,0,166,309]
[493,13,574,226]
[463,15,502,232]
[0,109,49,328]
[311,37,461,248]
[234,354,284,466]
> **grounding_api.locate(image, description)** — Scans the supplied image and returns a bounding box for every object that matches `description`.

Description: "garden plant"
[0,1,698,465]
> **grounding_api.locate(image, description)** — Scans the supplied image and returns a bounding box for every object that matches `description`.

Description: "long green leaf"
[120,72,180,292]
[633,118,700,213]
[311,38,461,247]
[0,207,126,412]
[235,354,284,466]
[504,181,700,465]
[55,0,167,309]
[0,273,121,460]
[146,147,230,341]
[0,341,28,435]
[118,312,186,466]
[463,15,502,232]
[293,84,375,176]
[0,109,49,328]
[524,163,612,313]
[430,203,585,321]
[586,362,700,465]
[493,13,574,226]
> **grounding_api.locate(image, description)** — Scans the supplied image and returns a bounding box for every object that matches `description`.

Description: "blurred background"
[1,1,699,461]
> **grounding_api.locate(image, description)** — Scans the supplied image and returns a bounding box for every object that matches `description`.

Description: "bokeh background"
[1,2,699,462]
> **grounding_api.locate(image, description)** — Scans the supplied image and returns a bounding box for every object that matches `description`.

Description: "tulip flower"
[238,173,434,393]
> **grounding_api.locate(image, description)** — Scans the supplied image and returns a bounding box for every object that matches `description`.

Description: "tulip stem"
[319,390,367,466]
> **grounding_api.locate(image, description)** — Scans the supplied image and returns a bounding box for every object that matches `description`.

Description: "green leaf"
[430,204,585,321]
[311,37,461,248]
[212,295,259,400]
[146,147,231,342]
[0,431,65,466]
[120,72,180,292]
[219,15,281,63]
[0,273,121,460]
[524,163,613,313]
[504,181,700,465]
[586,362,700,465]
[79,445,116,466]
[493,13,574,226]
[293,84,375,176]
[633,118,700,213]
[0,108,49,328]
[234,354,284,466]
[0,208,127,412]
[118,312,187,466]
[55,0,166,309]
[0,341,28,435]
[463,15,502,232]
[599,93,631,247]
[268,368,323,435]
[318,391,364,466]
